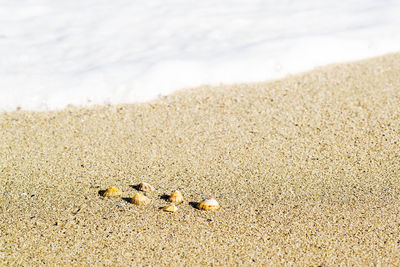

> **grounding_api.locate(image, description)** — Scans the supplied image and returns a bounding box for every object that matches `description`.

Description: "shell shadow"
[98,190,106,196]
[189,202,199,209]
[160,194,169,201]
[122,197,132,203]
[130,184,140,190]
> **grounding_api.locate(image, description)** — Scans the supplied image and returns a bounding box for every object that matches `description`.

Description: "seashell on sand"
[197,197,220,211]
[168,191,184,204]
[102,187,122,197]
[161,204,178,212]
[138,182,155,192]
[131,193,150,206]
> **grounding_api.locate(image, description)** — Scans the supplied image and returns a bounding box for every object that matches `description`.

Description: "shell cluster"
[101,182,220,212]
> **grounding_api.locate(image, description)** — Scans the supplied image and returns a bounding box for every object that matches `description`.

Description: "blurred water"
[0,0,399,110]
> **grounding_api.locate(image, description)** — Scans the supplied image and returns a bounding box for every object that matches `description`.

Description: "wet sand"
[1,53,400,265]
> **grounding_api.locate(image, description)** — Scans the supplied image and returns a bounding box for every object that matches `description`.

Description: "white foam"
[1,0,399,111]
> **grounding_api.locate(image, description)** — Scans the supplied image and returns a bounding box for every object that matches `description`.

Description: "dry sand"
[1,53,400,265]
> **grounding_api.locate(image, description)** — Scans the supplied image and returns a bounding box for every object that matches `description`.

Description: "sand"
[1,53,400,265]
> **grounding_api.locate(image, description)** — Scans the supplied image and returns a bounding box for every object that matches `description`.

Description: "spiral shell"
[131,193,150,206]
[197,197,220,211]
[168,191,184,204]
[161,204,178,212]
[138,182,155,192]
[102,187,122,197]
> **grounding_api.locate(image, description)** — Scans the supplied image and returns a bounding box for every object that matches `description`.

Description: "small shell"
[131,193,150,206]
[197,197,220,211]
[138,182,155,192]
[161,204,178,212]
[102,187,122,197]
[168,191,184,204]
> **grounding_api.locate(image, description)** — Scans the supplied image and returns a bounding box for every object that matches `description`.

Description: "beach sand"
[1,53,400,265]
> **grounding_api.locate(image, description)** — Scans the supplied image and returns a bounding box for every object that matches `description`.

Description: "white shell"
[198,197,220,211]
